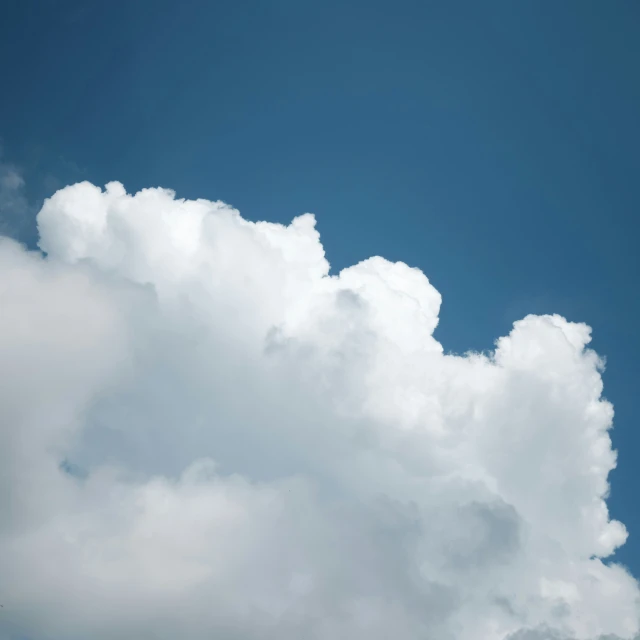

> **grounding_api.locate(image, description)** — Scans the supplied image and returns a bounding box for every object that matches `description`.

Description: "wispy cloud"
[0,151,29,237]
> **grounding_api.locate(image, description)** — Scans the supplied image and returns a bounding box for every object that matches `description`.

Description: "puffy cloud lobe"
[0,181,638,640]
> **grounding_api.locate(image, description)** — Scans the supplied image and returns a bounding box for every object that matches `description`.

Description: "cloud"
[0,181,638,640]
[0,159,29,236]
[0,144,88,243]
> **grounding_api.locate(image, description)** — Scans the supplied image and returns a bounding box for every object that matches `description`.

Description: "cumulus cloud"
[0,180,638,640]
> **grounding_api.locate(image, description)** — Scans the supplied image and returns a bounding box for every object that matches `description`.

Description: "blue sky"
[2,0,639,579]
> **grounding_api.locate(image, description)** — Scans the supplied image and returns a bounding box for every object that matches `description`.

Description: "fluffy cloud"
[0,181,638,640]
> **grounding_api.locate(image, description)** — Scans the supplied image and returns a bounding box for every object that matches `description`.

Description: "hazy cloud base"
[0,181,638,640]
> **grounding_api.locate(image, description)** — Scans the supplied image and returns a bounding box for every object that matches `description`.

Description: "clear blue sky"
[2,0,639,572]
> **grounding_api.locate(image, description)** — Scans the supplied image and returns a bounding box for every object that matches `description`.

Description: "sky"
[1,1,640,639]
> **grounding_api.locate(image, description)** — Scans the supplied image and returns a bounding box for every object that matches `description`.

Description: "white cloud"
[0,180,638,640]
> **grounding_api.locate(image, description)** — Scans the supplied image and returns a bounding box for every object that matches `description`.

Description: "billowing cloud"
[0,181,638,640]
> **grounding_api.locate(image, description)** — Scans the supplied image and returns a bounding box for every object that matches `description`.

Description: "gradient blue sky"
[2,0,639,572]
